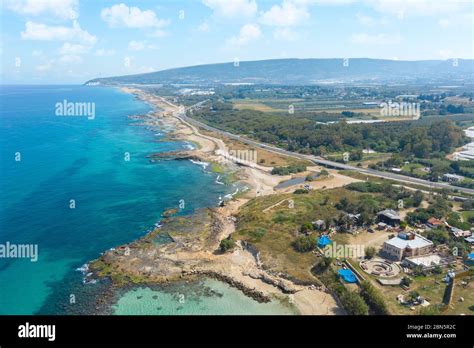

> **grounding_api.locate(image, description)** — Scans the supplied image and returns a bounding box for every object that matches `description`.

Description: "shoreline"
[89,86,342,315]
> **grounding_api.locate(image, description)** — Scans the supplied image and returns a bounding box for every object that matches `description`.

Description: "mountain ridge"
[86,58,474,86]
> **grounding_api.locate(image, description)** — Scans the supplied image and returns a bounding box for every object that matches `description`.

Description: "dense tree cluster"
[192,102,467,157]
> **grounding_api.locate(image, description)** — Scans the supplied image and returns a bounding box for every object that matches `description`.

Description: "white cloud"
[128,40,146,51]
[95,48,115,56]
[273,27,299,41]
[58,42,89,55]
[21,21,97,45]
[226,23,262,46]
[59,54,82,63]
[128,40,158,51]
[57,42,92,64]
[101,3,169,35]
[368,0,468,17]
[260,0,310,27]
[32,50,44,57]
[203,0,257,18]
[35,61,53,72]
[356,13,374,26]
[6,0,79,20]
[438,19,450,28]
[351,33,401,45]
[198,22,210,32]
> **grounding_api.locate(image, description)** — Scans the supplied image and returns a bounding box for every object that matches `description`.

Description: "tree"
[340,290,369,315]
[320,169,329,176]
[401,276,412,287]
[364,246,376,259]
[408,290,420,303]
[350,149,363,161]
[219,238,235,252]
[360,281,389,315]
[412,190,424,207]
[425,227,449,246]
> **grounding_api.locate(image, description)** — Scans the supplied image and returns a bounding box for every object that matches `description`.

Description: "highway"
[175,104,474,196]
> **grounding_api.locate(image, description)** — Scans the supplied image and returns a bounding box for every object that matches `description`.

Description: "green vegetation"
[401,276,413,287]
[360,281,390,315]
[219,238,235,252]
[192,102,467,158]
[364,246,376,259]
[340,290,369,315]
[406,195,452,224]
[293,236,316,252]
[425,227,450,246]
[271,164,307,175]
[346,181,424,208]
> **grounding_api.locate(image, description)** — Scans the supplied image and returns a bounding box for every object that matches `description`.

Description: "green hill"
[85,58,474,86]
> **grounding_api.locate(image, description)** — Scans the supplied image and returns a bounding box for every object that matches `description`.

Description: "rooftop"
[427,217,444,226]
[385,233,433,250]
[378,209,400,220]
[404,254,443,267]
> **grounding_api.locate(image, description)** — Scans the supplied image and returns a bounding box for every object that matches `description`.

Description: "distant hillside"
[86,58,474,86]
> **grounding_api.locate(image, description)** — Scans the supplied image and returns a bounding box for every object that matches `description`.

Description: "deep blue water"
[0,85,228,314]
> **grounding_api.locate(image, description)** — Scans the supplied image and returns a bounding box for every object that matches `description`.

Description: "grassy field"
[461,210,474,223]
[232,99,280,112]
[446,273,474,315]
[401,163,430,178]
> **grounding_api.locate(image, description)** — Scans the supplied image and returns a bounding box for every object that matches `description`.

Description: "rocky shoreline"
[88,87,342,315]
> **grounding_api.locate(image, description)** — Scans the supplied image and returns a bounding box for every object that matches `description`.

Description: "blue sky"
[1,0,473,84]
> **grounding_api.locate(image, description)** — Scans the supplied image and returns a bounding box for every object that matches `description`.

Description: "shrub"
[293,236,316,252]
[364,246,376,259]
[401,276,412,287]
[219,238,235,252]
[300,222,313,234]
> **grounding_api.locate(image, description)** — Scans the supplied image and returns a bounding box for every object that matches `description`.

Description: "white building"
[382,232,434,261]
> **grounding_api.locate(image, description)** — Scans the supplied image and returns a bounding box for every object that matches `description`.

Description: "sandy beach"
[100,86,345,315]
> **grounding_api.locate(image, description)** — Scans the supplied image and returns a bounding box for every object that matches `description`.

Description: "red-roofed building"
[426,217,444,229]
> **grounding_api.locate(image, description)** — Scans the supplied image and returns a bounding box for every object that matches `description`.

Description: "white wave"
[215,175,225,185]
[76,263,89,274]
[190,159,209,169]
[183,143,196,150]
[224,188,239,199]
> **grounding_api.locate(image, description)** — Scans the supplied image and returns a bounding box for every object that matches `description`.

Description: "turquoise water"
[0,85,230,314]
[113,278,296,315]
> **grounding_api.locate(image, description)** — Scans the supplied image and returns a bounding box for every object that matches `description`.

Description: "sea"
[0,85,293,315]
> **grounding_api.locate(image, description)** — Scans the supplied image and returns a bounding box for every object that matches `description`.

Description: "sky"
[1,0,473,84]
